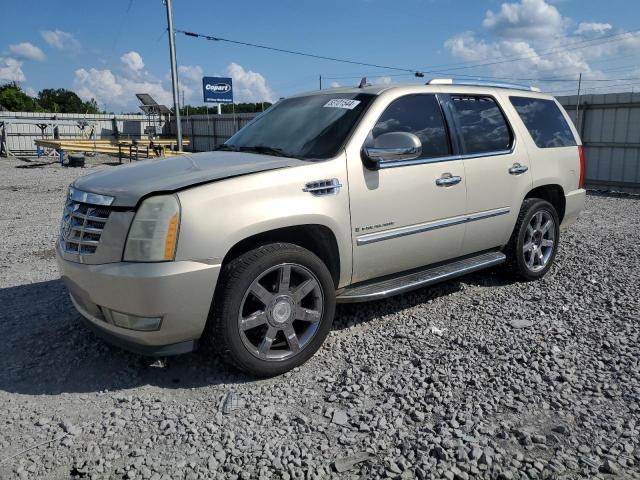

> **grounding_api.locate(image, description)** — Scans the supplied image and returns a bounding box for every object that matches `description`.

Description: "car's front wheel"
[209,243,336,377]
[504,198,560,281]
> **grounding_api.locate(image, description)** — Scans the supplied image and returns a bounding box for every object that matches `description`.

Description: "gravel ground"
[0,156,639,479]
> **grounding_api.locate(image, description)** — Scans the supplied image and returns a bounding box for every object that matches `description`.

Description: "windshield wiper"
[237,145,296,158]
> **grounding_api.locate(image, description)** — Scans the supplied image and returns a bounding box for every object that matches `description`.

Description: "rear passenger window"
[372,94,451,159]
[451,96,512,155]
[510,97,577,148]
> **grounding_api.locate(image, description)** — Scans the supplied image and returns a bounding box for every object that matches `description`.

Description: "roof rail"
[427,78,541,93]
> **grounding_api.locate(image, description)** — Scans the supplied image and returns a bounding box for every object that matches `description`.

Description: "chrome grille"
[60,199,111,255]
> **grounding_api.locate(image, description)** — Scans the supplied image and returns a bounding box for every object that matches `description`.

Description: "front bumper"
[56,247,221,356]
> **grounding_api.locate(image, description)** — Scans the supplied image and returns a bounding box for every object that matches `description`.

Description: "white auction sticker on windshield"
[323,99,361,110]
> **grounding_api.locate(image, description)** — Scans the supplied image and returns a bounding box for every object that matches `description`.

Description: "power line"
[176,27,640,92]
[323,55,640,82]
[176,29,426,76]
[548,81,640,95]
[417,30,640,74]
[178,28,639,76]
[323,30,640,76]
[324,71,640,83]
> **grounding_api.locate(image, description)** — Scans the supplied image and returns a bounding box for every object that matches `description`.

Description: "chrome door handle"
[509,163,529,175]
[435,173,462,186]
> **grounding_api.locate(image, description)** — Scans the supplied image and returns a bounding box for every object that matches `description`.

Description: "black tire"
[503,198,560,281]
[208,242,336,377]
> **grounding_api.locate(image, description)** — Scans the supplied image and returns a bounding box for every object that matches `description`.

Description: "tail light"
[578,145,585,189]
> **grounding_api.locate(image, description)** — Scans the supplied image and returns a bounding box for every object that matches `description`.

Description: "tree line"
[0,82,273,115]
[179,102,272,115]
[0,82,101,114]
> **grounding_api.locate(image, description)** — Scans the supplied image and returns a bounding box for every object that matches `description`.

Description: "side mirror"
[361,132,422,170]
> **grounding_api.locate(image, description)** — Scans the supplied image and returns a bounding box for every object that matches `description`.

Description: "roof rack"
[427,78,541,93]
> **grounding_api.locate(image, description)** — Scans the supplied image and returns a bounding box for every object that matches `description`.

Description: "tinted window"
[225,93,375,160]
[451,96,512,154]
[510,97,577,148]
[372,94,451,159]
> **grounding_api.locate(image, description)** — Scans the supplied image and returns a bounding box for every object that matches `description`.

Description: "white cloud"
[73,51,275,110]
[444,0,640,95]
[174,63,275,104]
[329,81,341,88]
[74,68,123,101]
[9,42,45,62]
[74,67,172,109]
[575,22,612,36]
[40,29,80,50]
[483,0,566,40]
[24,86,38,97]
[373,76,393,85]
[444,30,590,78]
[120,51,144,72]
[73,51,176,110]
[176,65,204,101]
[178,64,203,84]
[0,57,25,82]
[226,62,275,102]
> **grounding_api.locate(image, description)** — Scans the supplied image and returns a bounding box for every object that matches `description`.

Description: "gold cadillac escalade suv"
[57,79,586,376]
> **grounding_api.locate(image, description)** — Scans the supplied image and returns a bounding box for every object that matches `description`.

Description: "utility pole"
[165,0,183,151]
[319,74,322,90]
[575,72,582,131]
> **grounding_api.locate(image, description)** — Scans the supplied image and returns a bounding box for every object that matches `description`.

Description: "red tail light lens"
[578,145,585,189]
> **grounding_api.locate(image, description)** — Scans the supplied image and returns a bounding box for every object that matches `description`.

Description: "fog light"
[109,310,162,331]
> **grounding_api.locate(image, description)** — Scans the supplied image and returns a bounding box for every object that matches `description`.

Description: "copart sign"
[203,77,233,103]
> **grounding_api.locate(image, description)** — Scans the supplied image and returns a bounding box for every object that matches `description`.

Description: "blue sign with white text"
[203,76,233,103]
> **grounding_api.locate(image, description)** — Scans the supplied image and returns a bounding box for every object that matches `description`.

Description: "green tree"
[37,88,101,114]
[178,102,272,116]
[0,82,42,112]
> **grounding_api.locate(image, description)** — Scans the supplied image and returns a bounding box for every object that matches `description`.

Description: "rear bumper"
[56,247,221,356]
[561,188,586,228]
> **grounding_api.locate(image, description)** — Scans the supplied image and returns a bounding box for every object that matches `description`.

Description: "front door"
[347,93,468,284]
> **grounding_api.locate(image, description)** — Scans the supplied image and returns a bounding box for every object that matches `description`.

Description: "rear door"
[443,91,532,255]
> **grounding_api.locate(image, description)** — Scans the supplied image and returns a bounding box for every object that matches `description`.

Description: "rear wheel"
[209,243,336,377]
[504,198,559,281]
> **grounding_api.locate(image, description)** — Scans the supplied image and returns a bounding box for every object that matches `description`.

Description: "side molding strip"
[356,207,510,246]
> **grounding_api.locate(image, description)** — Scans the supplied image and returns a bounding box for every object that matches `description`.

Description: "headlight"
[124,195,180,262]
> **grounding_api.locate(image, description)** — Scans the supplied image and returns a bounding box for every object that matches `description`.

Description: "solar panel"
[136,93,159,106]
[139,103,172,116]
[157,105,172,115]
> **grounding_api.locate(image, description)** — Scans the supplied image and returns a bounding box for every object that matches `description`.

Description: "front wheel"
[504,198,560,281]
[209,243,336,377]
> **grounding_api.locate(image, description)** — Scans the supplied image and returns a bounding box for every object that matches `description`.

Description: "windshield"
[222,93,375,160]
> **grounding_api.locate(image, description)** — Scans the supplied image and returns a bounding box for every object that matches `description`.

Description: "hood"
[73,151,306,207]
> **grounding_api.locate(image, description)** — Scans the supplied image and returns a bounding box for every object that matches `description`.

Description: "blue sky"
[1,0,639,112]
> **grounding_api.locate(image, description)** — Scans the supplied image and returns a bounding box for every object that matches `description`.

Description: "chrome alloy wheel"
[238,263,324,361]
[523,210,556,272]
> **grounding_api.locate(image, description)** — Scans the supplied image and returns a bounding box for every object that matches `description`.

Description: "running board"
[336,251,506,303]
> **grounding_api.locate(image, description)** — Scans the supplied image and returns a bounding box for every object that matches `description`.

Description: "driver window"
[371,94,451,159]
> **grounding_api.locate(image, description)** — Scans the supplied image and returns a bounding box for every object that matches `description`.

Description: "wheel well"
[525,185,566,222]
[221,225,341,288]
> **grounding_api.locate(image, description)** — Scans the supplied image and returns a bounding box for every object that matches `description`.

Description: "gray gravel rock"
[332,452,373,473]
[0,158,639,479]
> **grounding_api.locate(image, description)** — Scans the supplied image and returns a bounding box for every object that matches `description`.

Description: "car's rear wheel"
[504,198,560,281]
[209,243,335,377]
